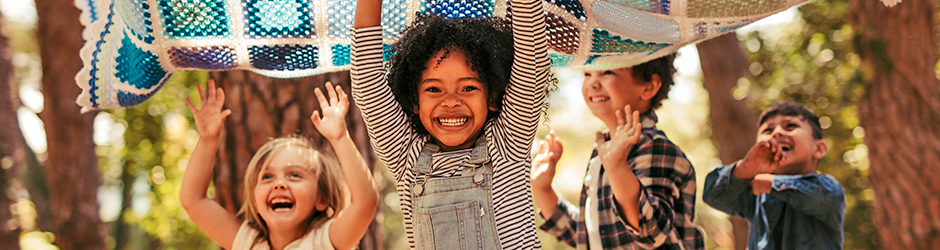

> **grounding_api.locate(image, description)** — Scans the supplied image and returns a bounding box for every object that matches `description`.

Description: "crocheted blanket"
[76,0,806,112]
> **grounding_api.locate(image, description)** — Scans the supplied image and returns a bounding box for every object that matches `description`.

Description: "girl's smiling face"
[253,147,325,233]
[416,48,496,151]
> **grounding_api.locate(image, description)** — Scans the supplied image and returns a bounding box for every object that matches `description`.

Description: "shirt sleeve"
[349,26,417,181]
[609,137,696,246]
[769,173,845,230]
[702,162,758,220]
[538,198,580,248]
[489,0,549,161]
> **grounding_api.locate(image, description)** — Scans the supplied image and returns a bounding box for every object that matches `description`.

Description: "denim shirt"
[703,163,845,250]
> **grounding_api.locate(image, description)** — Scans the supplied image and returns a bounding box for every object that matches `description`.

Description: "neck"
[267,226,305,250]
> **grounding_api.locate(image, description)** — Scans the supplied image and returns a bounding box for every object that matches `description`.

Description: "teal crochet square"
[245,0,315,38]
[158,0,230,39]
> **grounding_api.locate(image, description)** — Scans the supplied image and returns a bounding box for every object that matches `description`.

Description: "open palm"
[311,82,349,141]
[596,105,641,169]
[186,80,231,137]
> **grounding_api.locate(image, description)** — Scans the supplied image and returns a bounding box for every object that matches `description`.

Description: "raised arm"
[493,0,549,159]
[180,80,241,249]
[353,0,380,28]
[596,106,643,228]
[310,83,379,250]
[702,163,758,219]
[350,0,418,178]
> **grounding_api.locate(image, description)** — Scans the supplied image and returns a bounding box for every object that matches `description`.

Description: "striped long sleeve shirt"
[349,0,549,248]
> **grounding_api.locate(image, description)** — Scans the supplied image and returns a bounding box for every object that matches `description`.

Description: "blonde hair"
[236,136,347,243]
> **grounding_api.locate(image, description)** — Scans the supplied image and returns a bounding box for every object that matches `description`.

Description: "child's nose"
[274,180,287,189]
[441,94,461,108]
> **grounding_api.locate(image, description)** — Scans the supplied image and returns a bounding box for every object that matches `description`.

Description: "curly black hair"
[631,53,677,110]
[386,14,514,135]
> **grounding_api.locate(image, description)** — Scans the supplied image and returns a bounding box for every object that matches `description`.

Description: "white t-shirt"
[231,220,335,250]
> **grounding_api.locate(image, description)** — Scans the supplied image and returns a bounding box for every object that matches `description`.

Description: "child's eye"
[603,70,615,75]
[261,173,273,180]
[290,172,302,178]
[761,128,773,134]
[462,86,479,92]
[786,123,798,130]
[424,87,440,93]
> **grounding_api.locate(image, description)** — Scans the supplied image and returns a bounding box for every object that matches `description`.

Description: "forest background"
[1,0,937,249]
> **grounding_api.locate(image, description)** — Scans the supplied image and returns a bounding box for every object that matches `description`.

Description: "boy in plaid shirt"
[532,55,704,249]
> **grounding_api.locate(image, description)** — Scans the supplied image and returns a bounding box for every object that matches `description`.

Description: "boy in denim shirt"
[532,55,705,249]
[703,101,845,250]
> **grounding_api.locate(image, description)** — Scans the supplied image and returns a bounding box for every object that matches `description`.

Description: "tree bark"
[209,70,384,250]
[0,11,22,250]
[849,0,940,249]
[696,33,757,250]
[34,0,109,248]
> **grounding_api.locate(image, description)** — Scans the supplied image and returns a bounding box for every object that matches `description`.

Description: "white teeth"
[438,117,468,126]
[591,97,609,102]
[271,198,292,203]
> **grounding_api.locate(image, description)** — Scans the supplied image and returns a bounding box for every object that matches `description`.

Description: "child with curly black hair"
[351,0,548,249]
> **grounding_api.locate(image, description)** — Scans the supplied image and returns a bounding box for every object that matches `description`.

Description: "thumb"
[218,109,232,125]
[595,131,606,145]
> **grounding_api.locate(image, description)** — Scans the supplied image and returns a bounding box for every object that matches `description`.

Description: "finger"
[596,131,606,145]
[185,98,197,112]
[632,110,640,127]
[314,88,328,108]
[208,80,217,102]
[623,105,633,125]
[615,109,625,127]
[326,82,338,106]
[538,140,548,154]
[336,85,349,112]
[311,110,322,125]
[215,87,226,107]
[217,109,232,127]
[196,84,205,102]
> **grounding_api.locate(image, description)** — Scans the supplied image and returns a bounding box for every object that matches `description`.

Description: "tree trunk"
[34,0,109,248]
[0,11,22,250]
[209,70,384,250]
[696,33,757,250]
[848,1,940,249]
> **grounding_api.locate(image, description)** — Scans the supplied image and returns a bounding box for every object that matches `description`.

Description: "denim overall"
[411,138,501,250]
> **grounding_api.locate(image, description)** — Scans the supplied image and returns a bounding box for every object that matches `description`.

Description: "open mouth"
[437,117,468,127]
[269,198,294,212]
[589,96,609,102]
[781,145,792,151]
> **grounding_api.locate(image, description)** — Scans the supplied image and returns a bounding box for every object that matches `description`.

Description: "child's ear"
[813,139,829,160]
[640,74,663,101]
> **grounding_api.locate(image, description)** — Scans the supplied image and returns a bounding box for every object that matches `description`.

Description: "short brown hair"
[758,102,824,139]
[631,53,676,110]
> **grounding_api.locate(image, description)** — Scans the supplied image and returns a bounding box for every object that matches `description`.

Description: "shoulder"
[299,219,336,250]
[231,221,261,250]
[813,173,846,194]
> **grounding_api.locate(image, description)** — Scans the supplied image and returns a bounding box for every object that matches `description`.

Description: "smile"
[438,117,468,127]
[590,96,609,102]
[269,197,294,212]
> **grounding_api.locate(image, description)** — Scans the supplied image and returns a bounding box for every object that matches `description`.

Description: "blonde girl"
[180,80,378,250]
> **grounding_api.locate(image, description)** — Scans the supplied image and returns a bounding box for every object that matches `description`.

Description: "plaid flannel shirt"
[539,112,705,250]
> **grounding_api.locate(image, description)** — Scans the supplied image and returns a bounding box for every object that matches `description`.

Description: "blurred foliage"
[95,71,217,250]
[739,1,876,249]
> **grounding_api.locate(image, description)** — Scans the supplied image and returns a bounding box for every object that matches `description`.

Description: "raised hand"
[532,131,563,189]
[310,82,350,142]
[186,80,231,138]
[734,138,784,179]
[596,105,642,169]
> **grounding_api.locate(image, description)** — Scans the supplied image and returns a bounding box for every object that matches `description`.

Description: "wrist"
[731,161,755,179]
